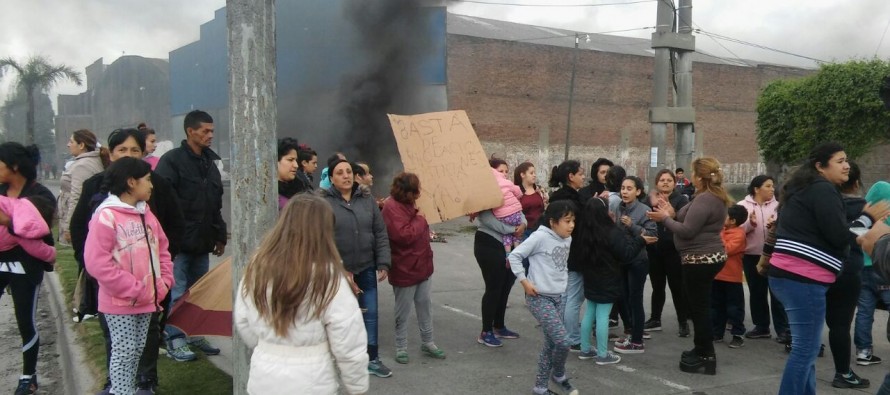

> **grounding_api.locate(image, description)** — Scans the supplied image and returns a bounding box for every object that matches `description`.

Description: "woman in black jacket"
[577,197,651,365]
[644,169,690,337]
[547,160,586,350]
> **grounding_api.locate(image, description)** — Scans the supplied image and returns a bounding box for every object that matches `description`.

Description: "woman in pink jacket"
[85,157,173,395]
[738,175,788,342]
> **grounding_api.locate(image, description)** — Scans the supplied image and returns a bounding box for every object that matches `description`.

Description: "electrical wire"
[693,23,753,67]
[876,19,890,56]
[695,29,828,64]
[449,0,655,7]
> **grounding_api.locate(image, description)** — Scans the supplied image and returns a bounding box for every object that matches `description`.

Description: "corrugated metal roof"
[447,13,803,68]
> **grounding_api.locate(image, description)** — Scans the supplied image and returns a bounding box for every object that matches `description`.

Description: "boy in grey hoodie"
[508,201,579,395]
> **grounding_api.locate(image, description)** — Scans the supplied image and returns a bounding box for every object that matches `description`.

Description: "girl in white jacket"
[234,194,369,395]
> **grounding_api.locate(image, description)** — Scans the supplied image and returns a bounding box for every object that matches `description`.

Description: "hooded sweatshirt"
[508,226,572,296]
[0,196,56,263]
[84,195,174,315]
[738,194,779,256]
[865,181,890,267]
[491,168,523,219]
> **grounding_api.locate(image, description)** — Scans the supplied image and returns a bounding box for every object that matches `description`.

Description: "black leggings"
[0,271,44,376]
[826,270,861,375]
[683,262,724,357]
[474,232,516,332]
[648,245,688,323]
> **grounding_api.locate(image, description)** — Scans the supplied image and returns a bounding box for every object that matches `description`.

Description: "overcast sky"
[2,0,889,113]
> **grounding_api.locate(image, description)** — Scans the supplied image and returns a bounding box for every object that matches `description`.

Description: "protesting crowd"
[0,108,888,395]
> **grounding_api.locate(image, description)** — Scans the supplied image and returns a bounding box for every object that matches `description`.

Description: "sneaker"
[856,350,882,366]
[15,376,37,395]
[614,340,645,354]
[832,371,871,389]
[644,319,662,331]
[550,377,579,395]
[729,336,745,349]
[613,337,630,346]
[608,319,618,328]
[477,331,503,347]
[533,388,560,395]
[595,352,622,365]
[745,327,771,339]
[578,350,597,360]
[421,344,446,359]
[188,338,220,355]
[166,339,197,362]
[368,359,393,378]
[713,336,724,343]
[493,327,520,339]
[608,332,621,342]
[569,344,581,352]
[775,331,791,344]
[678,322,690,338]
[642,331,652,340]
[395,349,409,364]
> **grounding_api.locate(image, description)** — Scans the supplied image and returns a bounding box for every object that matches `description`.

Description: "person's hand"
[346,275,362,295]
[520,279,538,296]
[416,210,425,219]
[766,214,777,229]
[749,210,758,227]
[620,215,632,227]
[647,204,672,223]
[864,201,890,224]
[859,221,890,256]
[213,242,226,256]
[515,222,527,238]
[377,269,388,282]
[0,209,10,227]
[658,199,676,218]
[63,231,72,243]
[641,230,658,245]
[598,191,610,200]
[756,255,770,276]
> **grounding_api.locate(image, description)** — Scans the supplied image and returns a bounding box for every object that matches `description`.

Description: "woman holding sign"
[475,160,527,348]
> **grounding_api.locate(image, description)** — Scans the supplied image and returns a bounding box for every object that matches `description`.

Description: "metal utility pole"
[675,0,695,171]
[649,0,695,185]
[228,1,277,394]
[564,33,580,161]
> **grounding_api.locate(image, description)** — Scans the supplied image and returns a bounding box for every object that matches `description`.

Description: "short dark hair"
[590,158,614,179]
[277,137,300,161]
[0,142,40,182]
[540,200,577,229]
[102,157,152,197]
[727,204,748,226]
[746,175,775,197]
[390,172,420,204]
[605,165,627,192]
[326,152,345,169]
[108,128,146,153]
[297,149,317,169]
[489,156,508,170]
[351,162,367,177]
[183,110,213,134]
[327,158,350,180]
[676,168,685,174]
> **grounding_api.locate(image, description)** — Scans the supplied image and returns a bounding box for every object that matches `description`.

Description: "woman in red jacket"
[381,172,446,365]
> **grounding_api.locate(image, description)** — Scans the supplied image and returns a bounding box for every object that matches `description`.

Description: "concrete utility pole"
[227,1,277,394]
[649,0,695,185]
[564,33,581,161]
[675,0,695,171]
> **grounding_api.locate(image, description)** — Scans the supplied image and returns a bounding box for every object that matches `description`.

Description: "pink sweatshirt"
[738,195,778,256]
[84,195,174,315]
[0,196,55,262]
[491,168,523,218]
[144,156,160,170]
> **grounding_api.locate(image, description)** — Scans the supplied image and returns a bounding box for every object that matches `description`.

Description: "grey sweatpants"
[393,279,434,350]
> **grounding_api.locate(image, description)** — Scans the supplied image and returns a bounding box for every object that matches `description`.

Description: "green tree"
[1,86,56,165]
[756,59,890,165]
[0,55,81,145]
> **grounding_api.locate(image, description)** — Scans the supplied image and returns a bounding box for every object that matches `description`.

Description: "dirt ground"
[0,283,64,394]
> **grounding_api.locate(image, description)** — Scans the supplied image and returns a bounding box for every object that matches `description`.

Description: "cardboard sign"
[387,110,503,224]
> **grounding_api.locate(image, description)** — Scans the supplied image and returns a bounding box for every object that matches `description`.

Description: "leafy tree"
[756,59,890,165]
[1,86,56,164]
[0,55,81,145]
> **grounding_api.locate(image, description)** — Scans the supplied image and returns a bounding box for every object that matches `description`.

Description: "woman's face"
[331,162,354,191]
[755,179,775,201]
[550,213,576,238]
[67,136,85,156]
[110,137,144,162]
[145,134,157,155]
[620,179,642,203]
[521,166,536,185]
[568,169,585,189]
[818,151,850,185]
[656,173,675,194]
[597,165,610,184]
[301,155,318,175]
[278,149,298,182]
[496,164,508,177]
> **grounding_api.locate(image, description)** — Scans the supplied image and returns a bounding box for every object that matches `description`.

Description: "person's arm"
[65,163,91,235]
[371,203,391,271]
[477,209,525,235]
[84,210,144,301]
[611,229,646,263]
[150,213,174,298]
[722,229,746,256]
[152,176,184,258]
[154,153,180,189]
[508,231,539,281]
[382,202,427,247]
[233,282,260,349]
[811,184,856,251]
[324,276,370,395]
[16,238,56,263]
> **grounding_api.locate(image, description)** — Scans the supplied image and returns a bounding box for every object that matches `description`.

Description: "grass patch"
[459,225,477,234]
[55,245,233,394]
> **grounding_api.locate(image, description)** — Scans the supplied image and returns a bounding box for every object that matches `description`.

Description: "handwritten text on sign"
[388,111,503,224]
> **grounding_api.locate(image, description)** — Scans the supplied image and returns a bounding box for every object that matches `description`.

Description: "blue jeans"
[165,252,210,342]
[354,267,379,348]
[854,266,890,353]
[769,276,828,395]
[562,271,584,346]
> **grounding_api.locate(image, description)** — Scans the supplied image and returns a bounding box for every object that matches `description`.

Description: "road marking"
[612,364,691,391]
[441,304,482,320]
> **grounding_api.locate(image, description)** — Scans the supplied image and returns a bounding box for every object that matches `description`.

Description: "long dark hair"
[101,157,152,197]
[781,142,845,204]
[548,160,581,189]
[622,176,648,203]
[605,165,626,193]
[538,200,577,229]
[0,142,40,183]
[513,161,536,193]
[589,158,614,192]
[577,197,617,268]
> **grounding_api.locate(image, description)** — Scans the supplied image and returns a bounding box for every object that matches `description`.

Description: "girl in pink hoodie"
[0,195,56,263]
[491,165,524,253]
[84,157,173,395]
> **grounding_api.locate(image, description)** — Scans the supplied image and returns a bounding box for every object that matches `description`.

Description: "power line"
[695,29,829,64]
[515,26,654,42]
[876,19,890,56]
[449,0,655,7]
[692,23,753,67]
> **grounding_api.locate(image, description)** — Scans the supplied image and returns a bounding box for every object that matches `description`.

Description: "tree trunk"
[25,86,35,146]
[227,1,277,394]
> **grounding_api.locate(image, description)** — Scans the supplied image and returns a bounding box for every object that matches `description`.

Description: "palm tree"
[0,56,82,145]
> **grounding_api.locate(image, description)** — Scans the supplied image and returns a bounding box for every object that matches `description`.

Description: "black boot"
[679,354,717,375]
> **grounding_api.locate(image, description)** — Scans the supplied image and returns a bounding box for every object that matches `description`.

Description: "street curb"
[44,272,95,395]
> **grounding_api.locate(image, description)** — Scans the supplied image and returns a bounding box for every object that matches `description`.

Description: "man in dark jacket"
[155,110,227,362]
[859,221,890,394]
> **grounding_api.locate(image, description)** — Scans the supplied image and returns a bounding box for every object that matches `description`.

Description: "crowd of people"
[0,110,890,395]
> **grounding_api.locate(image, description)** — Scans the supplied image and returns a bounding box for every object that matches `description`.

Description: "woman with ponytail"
[58,129,107,244]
